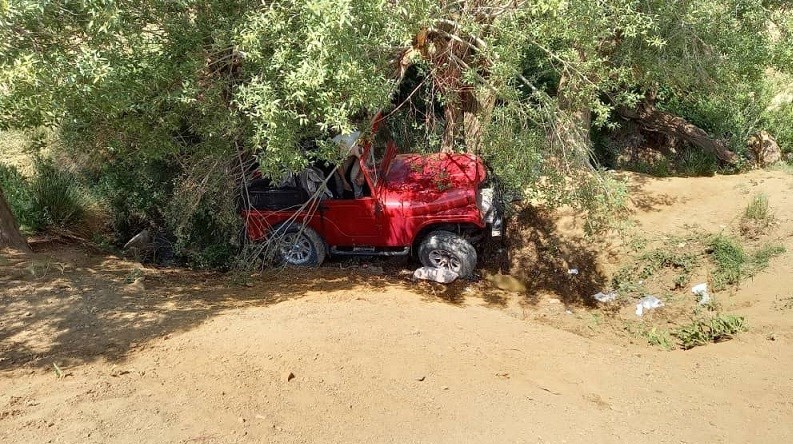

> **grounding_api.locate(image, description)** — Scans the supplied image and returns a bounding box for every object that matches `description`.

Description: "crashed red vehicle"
[241,117,502,278]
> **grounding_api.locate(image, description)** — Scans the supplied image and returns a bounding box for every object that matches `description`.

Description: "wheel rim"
[428,249,462,273]
[278,232,313,265]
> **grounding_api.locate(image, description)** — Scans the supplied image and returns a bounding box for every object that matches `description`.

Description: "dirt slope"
[2,170,793,443]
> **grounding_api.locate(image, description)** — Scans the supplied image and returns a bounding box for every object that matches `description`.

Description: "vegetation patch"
[674,314,748,350]
[613,235,701,295]
[740,194,774,238]
[0,163,39,232]
[708,235,785,290]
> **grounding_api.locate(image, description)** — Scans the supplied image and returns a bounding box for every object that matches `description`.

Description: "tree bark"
[0,188,31,253]
[618,101,738,164]
[463,89,496,155]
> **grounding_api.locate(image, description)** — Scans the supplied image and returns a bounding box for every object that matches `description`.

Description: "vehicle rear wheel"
[418,230,477,278]
[272,223,326,267]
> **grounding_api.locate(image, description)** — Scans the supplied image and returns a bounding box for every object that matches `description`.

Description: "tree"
[0,188,31,252]
[0,1,791,251]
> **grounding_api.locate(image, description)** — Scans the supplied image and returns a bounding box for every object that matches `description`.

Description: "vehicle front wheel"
[272,223,326,267]
[418,230,477,278]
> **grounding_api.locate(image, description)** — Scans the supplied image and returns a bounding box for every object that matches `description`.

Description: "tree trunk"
[0,188,31,253]
[463,89,496,155]
[618,101,738,164]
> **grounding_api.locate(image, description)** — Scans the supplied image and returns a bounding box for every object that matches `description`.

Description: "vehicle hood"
[384,153,486,194]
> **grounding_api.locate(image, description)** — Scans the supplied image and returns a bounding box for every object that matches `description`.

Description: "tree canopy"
[1,0,791,256]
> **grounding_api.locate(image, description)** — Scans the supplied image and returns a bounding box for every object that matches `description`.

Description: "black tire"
[272,223,326,267]
[418,230,477,278]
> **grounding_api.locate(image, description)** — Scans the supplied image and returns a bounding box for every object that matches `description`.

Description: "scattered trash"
[635,296,664,317]
[691,283,711,305]
[567,268,579,275]
[123,229,152,251]
[593,291,618,303]
[495,372,510,378]
[413,267,458,284]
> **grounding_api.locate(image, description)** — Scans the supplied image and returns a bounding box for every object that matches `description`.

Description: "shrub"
[0,163,41,231]
[29,157,87,228]
[675,314,747,350]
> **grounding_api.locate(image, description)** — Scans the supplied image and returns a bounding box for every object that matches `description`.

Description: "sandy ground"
[2,170,793,443]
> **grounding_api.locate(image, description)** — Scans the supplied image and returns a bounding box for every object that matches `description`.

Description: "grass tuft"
[708,235,748,289]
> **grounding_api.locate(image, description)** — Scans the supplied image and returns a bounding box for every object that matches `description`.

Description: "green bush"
[0,163,41,232]
[29,158,87,228]
[764,104,793,158]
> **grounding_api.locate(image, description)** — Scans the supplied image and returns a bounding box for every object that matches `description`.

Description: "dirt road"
[2,170,793,443]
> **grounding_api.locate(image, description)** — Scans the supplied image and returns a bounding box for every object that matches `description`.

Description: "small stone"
[23,311,32,317]
[547,299,561,305]
[495,372,510,378]
[441,386,449,390]
[415,375,426,382]
[238,417,246,424]
[282,371,295,382]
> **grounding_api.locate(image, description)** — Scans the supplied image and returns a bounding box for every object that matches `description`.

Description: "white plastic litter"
[568,268,579,275]
[413,267,459,284]
[691,283,711,306]
[593,291,618,303]
[635,295,664,317]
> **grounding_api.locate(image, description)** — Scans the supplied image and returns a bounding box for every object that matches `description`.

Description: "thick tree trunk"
[619,101,738,164]
[0,188,31,253]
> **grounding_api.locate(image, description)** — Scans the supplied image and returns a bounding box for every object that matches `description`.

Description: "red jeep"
[241,117,502,277]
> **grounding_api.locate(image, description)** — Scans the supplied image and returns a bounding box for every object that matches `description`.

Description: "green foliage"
[1,1,791,268]
[642,326,673,350]
[0,163,40,231]
[674,314,747,350]
[613,238,700,293]
[708,235,748,289]
[753,244,786,269]
[743,193,772,225]
[676,149,719,177]
[29,157,87,228]
[760,71,793,156]
[708,234,785,289]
